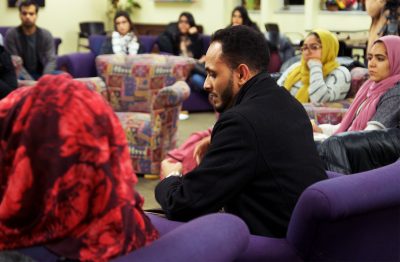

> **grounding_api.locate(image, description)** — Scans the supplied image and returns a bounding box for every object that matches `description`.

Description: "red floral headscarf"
[0,75,158,261]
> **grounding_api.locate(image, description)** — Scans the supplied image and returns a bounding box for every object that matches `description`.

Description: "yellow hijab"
[284,29,340,103]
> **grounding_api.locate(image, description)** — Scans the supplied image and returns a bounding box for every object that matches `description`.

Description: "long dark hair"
[179,12,196,28]
[113,10,133,32]
[231,6,256,28]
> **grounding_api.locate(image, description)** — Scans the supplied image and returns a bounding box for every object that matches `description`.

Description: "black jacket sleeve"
[318,128,400,174]
[157,23,179,54]
[155,111,258,221]
[0,46,18,99]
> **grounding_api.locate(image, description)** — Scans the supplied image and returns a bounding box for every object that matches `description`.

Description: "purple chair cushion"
[17,213,249,262]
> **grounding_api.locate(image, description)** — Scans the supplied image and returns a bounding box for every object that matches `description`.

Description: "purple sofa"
[17,213,250,261]
[237,160,400,261]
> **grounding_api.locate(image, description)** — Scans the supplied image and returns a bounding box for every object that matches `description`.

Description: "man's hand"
[193,135,211,164]
[188,26,198,35]
[306,58,322,66]
[311,119,323,133]
[160,159,183,180]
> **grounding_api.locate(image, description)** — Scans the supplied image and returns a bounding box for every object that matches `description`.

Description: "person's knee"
[189,73,206,92]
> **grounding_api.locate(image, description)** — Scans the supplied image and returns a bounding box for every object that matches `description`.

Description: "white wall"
[135,0,227,34]
[0,0,107,54]
[0,0,372,55]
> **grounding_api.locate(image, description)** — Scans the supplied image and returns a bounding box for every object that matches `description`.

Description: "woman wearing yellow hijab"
[277,29,351,103]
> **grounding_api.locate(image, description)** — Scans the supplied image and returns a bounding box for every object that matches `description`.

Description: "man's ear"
[236,64,252,86]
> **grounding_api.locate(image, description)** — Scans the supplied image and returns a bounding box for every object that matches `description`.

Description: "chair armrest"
[318,128,400,174]
[153,81,190,110]
[57,52,97,78]
[75,77,109,102]
[112,213,250,262]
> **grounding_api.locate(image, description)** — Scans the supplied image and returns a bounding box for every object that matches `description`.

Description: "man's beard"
[215,77,235,113]
[22,22,35,29]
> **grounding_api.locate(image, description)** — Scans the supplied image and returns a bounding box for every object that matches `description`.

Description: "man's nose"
[203,76,211,92]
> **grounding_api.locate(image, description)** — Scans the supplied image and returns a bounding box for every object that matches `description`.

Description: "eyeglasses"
[300,44,321,53]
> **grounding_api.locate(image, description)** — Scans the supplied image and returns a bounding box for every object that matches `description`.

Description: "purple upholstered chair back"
[201,34,211,51]
[0,26,11,38]
[139,35,158,53]
[288,160,400,261]
[89,34,107,56]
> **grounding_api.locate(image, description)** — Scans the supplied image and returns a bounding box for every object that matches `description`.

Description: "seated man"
[155,25,327,238]
[5,0,57,80]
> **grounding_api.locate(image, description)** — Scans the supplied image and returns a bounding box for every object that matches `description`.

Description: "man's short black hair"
[18,0,39,13]
[211,25,270,73]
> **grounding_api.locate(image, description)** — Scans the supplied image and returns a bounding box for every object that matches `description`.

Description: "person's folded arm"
[308,60,351,103]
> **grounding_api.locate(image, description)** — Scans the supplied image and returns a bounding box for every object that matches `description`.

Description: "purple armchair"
[238,160,400,261]
[17,213,250,262]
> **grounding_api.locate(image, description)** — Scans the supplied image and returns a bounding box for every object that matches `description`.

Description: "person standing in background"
[366,0,388,53]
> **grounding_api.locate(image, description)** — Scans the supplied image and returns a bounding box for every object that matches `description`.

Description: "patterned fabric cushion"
[347,67,369,98]
[303,102,350,125]
[116,105,182,174]
[303,67,368,125]
[76,76,108,101]
[94,54,193,174]
[154,80,190,109]
[17,76,108,93]
[96,54,196,113]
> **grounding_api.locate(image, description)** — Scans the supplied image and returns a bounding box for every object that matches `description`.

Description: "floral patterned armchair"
[96,54,195,175]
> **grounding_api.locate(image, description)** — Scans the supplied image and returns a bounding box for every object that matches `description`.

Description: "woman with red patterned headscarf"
[0,74,158,261]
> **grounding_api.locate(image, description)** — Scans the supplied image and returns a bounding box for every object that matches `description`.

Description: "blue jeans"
[189,73,206,92]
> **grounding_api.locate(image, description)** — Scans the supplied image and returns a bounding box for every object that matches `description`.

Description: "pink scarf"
[335,35,400,134]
